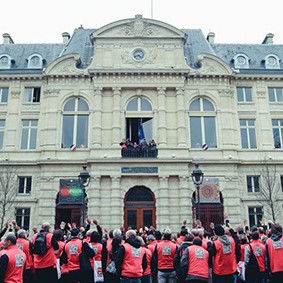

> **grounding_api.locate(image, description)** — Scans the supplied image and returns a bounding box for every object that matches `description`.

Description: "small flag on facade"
[70,144,76,151]
[202,143,209,150]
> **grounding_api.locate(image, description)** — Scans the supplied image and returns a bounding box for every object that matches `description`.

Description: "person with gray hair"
[115,229,147,282]
[17,229,33,283]
[0,232,26,283]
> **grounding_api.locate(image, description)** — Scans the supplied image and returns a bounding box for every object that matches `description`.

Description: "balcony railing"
[121,147,158,158]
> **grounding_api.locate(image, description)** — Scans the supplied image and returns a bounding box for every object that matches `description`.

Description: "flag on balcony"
[138,122,145,143]
[70,144,76,151]
[202,143,209,150]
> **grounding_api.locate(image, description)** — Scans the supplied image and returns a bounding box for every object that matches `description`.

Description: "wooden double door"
[124,186,156,230]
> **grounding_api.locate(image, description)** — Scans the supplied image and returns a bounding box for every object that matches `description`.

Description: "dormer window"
[264,54,280,69]
[233,54,250,69]
[27,54,43,69]
[0,55,12,69]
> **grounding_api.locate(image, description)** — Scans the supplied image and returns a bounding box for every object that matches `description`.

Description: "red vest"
[156,240,177,270]
[65,238,82,271]
[147,241,157,255]
[249,240,265,272]
[142,247,152,276]
[32,232,56,269]
[16,237,33,269]
[187,245,209,279]
[106,238,113,265]
[266,237,283,273]
[212,236,237,275]
[121,243,145,278]
[89,242,103,269]
[1,245,26,283]
[177,235,185,245]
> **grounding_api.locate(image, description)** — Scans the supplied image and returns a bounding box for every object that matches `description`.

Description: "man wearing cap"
[17,229,33,283]
[208,224,240,283]
[32,222,59,283]
[0,232,26,283]
[153,228,178,283]
[62,228,94,283]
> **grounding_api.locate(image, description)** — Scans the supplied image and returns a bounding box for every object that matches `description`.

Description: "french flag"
[70,144,76,151]
[202,143,209,150]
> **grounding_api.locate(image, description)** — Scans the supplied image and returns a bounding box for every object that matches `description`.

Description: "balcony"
[121,147,158,158]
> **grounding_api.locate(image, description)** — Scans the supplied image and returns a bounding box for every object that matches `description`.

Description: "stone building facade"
[0,15,283,232]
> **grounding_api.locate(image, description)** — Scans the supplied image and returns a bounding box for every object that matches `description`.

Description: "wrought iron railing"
[121,147,158,158]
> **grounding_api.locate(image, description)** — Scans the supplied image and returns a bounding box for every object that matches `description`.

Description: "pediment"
[91,14,187,41]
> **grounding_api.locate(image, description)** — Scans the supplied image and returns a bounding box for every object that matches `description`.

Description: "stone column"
[158,176,169,228]
[179,176,191,224]
[157,87,167,147]
[110,177,123,228]
[93,87,103,148]
[176,88,187,147]
[87,176,101,219]
[112,87,122,147]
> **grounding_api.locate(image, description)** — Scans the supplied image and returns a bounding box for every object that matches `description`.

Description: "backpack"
[33,232,48,255]
[245,244,260,282]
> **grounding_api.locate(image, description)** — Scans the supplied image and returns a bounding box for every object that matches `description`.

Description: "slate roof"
[1,24,283,74]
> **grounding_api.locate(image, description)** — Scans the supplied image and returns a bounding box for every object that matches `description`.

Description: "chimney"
[262,33,274,44]
[207,32,215,44]
[62,32,70,44]
[2,33,14,44]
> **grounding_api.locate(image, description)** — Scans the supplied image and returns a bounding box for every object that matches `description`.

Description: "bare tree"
[256,163,281,222]
[0,165,17,229]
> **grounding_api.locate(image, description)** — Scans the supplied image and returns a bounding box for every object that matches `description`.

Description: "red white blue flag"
[70,144,76,151]
[202,143,209,150]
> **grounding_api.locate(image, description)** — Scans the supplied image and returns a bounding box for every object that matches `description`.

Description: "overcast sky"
[0,0,281,44]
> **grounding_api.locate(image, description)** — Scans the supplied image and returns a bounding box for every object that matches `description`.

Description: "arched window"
[27,54,43,69]
[233,54,250,69]
[189,97,217,149]
[125,96,153,144]
[0,55,11,69]
[61,97,89,149]
[264,54,280,69]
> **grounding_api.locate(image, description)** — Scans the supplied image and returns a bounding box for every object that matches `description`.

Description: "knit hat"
[70,228,80,237]
[214,225,225,236]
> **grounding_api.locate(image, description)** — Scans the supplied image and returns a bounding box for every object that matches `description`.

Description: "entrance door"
[124,186,156,230]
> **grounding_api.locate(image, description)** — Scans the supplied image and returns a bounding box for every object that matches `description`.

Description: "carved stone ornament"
[120,14,159,37]
[121,47,157,67]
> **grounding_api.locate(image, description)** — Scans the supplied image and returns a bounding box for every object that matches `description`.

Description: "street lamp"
[78,165,91,187]
[191,163,204,222]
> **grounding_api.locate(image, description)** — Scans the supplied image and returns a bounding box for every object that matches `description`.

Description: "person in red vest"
[244,231,266,283]
[62,228,94,283]
[265,223,283,283]
[180,237,209,282]
[152,228,178,283]
[177,228,188,246]
[137,236,152,283]
[0,232,26,283]
[31,222,59,283]
[16,229,33,283]
[115,229,147,283]
[208,224,240,283]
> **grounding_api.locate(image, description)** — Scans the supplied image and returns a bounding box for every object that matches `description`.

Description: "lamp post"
[191,163,204,222]
[78,166,91,226]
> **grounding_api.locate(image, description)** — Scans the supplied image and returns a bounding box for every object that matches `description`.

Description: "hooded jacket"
[115,236,147,277]
[265,232,283,273]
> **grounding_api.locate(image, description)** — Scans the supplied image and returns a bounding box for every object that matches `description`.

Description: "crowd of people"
[0,218,283,283]
[120,138,157,157]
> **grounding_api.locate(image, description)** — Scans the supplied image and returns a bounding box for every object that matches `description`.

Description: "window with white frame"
[236,87,252,102]
[21,120,38,150]
[15,208,30,230]
[247,176,260,193]
[268,87,283,102]
[61,97,89,149]
[272,119,283,148]
[24,87,41,103]
[240,119,257,149]
[18,177,32,194]
[248,207,263,227]
[0,120,4,149]
[0,55,11,69]
[0,87,8,103]
[27,54,43,69]
[189,97,217,149]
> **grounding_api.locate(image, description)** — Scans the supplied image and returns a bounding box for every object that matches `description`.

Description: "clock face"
[133,49,145,61]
